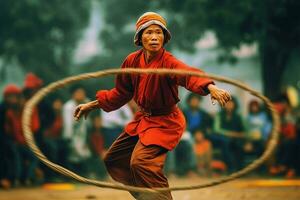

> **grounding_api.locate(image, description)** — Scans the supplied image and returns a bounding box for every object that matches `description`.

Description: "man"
[0,84,22,188]
[184,93,213,136]
[4,84,40,186]
[63,85,91,175]
[74,12,230,200]
[212,97,245,173]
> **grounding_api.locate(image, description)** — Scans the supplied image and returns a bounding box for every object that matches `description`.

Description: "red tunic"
[44,115,63,138]
[5,108,40,145]
[96,48,213,150]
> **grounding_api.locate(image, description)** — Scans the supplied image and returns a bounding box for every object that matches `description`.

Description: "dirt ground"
[1,177,300,200]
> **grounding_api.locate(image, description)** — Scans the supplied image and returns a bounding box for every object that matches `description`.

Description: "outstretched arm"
[74,58,134,121]
[168,56,231,106]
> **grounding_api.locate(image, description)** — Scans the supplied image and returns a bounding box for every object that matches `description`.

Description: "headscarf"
[3,84,21,96]
[24,73,43,89]
[134,12,171,46]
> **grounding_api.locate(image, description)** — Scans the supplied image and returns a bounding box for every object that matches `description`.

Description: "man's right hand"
[73,100,99,121]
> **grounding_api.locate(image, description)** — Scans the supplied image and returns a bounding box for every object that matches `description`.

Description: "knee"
[103,152,121,170]
[130,156,146,171]
[130,157,155,173]
[130,157,140,171]
[103,153,112,168]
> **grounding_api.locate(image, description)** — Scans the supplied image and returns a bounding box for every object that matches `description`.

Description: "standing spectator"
[88,114,107,179]
[62,85,91,176]
[5,85,40,186]
[212,97,245,173]
[22,73,43,101]
[101,104,133,149]
[0,84,21,188]
[23,73,52,182]
[23,73,57,144]
[42,97,64,182]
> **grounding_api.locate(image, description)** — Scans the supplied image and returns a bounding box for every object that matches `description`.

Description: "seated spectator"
[194,130,212,176]
[271,99,297,178]
[177,93,212,176]
[295,107,300,176]
[244,100,272,166]
[212,96,246,173]
[165,130,197,177]
[183,93,213,136]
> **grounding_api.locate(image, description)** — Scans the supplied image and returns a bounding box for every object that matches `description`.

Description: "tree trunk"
[259,37,290,101]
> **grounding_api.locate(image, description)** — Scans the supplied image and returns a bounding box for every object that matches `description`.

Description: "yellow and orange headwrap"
[134,12,171,46]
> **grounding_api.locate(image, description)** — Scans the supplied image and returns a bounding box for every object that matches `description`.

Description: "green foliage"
[98,0,267,61]
[95,0,150,67]
[0,0,91,83]
[159,0,300,61]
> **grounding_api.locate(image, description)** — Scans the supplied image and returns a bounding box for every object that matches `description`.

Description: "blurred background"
[0,0,300,199]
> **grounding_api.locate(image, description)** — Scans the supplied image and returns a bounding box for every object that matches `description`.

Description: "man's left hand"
[207,84,231,107]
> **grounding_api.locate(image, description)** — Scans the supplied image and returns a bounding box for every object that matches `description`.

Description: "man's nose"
[151,34,158,40]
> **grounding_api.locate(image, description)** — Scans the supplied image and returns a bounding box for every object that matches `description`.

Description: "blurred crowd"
[1,73,300,189]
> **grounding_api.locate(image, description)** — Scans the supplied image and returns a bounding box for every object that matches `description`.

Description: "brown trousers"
[103,132,172,200]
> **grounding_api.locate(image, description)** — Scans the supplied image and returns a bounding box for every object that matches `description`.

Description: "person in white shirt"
[101,104,133,149]
[62,85,91,175]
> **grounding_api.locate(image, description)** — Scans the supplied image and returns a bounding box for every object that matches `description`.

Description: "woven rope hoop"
[22,68,280,193]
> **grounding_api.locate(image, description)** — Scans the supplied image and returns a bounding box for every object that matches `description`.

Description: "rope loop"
[22,68,280,193]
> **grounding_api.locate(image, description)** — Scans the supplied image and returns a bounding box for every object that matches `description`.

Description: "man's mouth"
[150,44,159,47]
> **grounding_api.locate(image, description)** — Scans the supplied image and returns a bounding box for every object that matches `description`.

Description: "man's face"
[52,99,63,112]
[225,100,235,112]
[141,24,164,53]
[4,94,22,109]
[189,97,200,109]
[250,103,259,113]
[73,88,86,104]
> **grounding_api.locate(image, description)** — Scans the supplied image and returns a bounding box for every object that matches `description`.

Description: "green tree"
[97,0,300,100]
[158,0,300,100]
[0,0,91,83]
[95,0,150,66]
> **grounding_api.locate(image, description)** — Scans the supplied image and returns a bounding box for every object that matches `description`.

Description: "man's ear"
[138,32,143,46]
